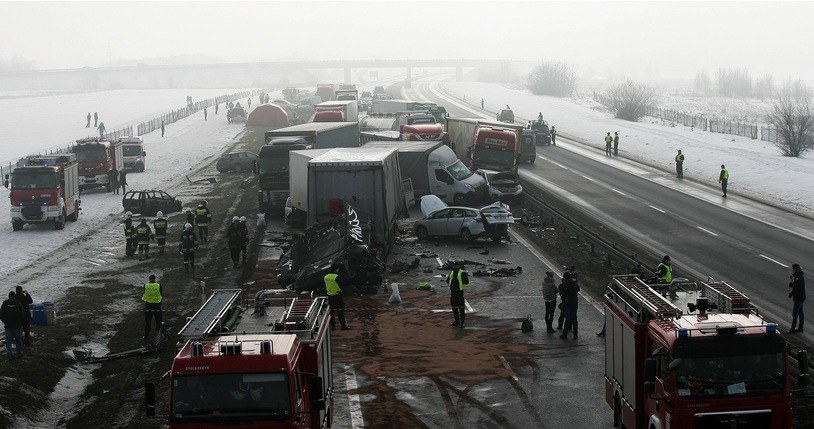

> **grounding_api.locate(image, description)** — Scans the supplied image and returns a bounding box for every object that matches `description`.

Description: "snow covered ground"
[0,88,250,166]
[444,81,814,216]
[0,90,276,303]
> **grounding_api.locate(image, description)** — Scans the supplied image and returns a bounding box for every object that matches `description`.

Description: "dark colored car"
[122,190,182,216]
[216,151,258,173]
[496,109,515,123]
[518,130,537,163]
[531,120,551,145]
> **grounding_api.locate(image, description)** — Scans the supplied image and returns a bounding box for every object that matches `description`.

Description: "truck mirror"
[644,358,656,382]
[142,151,147,157]
[145,381,156,417]
[311,376,324,401]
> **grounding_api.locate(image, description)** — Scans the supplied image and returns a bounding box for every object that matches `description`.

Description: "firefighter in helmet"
[136,218,155,261]
[239,216,249,264]
[153,212,168,255]
[179,223,198,273]
[194,200,212,243]
[124,212,137,257]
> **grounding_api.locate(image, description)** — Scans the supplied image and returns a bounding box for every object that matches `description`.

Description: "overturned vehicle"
[276,205,384,293]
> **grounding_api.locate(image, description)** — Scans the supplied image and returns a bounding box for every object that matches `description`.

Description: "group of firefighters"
[123,200,251,272]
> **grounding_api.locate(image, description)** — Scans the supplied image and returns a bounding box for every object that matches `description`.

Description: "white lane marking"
[611,188,625,196]
[498,355,519,382]
[580,174,596,182]
[552,161,570,170]
[696,226,719,237]
[510,230,604,314]
[344,364,365,428]
[465,300,475,314]
[649,205,665,213]
[759,254,789,268]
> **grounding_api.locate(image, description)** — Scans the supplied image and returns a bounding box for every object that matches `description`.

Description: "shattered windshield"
[446,160,473,181]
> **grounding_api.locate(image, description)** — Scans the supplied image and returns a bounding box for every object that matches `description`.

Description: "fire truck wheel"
[67,207,79,222]
[12,220,23,231]
[54,213,65,230]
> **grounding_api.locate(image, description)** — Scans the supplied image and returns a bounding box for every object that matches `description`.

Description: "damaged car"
[475,169,523,203]
[121,189,182,216]
[414,195,514,242]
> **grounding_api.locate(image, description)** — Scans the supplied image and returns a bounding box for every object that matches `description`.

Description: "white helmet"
[156,211,164,219]
[125,211,132,218]
[184,223,192,229]
[183,207,191,212]
[239,216,247,222]
[232,216,240,222]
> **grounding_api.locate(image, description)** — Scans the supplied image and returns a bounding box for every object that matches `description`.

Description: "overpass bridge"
[0,59,530,91]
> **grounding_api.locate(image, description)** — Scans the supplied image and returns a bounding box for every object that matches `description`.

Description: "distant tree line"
[0,56,36,72]
[693,68,775,99]
[598,80,659,122]
[527,61,578,97]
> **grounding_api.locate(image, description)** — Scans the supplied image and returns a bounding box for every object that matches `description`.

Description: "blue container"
[31,304,47,326]
[42,301,55,324]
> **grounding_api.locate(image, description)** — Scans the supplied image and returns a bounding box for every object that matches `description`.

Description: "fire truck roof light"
[678,328,689,338]
[766,323,777,334]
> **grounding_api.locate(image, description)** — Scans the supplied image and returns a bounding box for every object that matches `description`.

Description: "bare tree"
[753,73,774,99]
[716,68,752,97]
[768,80,814,157]
[527,61,578,97]
[600,80,658,122]
[693,70,711,95]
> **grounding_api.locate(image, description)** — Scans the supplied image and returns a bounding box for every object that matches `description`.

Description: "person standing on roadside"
[142,275,164,341]
[227,216,244,268]
[550,126,557,145]
[160,120,165,137]
[559,272,580,339]
[107,167,119,194]
[675,150,684,178]
[604,132,613,156]
[93,112,98,128]
[1,291,25,361]
[119,169,128,194]
[203,107,208,121]
[239,216,249,264]
[194,200,212,243]
[447,262,470,328]
[542,271,559,333]
[613,131,620,156]
[788,263,806,333]
[718,164,729,197]
[656,255,673,284]
[325,264,350,330]
[14,286,33,347]
[86,113,91,128]
[153,212,168,255]
[480,98,484,110]
[215,103,219,115]
[179,223,198,273]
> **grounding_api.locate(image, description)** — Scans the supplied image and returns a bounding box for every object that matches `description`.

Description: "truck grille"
[694,410,772,428]
[21,205,43,219]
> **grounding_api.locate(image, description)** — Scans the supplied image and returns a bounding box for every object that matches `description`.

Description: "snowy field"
[0,88,250,165]
[0,90,276,303]
[444,81,814,216]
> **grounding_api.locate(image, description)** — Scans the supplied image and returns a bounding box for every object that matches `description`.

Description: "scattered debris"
[389,257,421,273]
[423,267,434,273]
[473,266,523,277]
[441,259,486,269]
[185,175,217,184]
[416,281,434,291]
[414,251,438,258]
[388,283,403,303]
[488,258,512,265]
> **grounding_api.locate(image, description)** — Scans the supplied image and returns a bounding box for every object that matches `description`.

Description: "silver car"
[414,195,515,241]
[475,169,523,203]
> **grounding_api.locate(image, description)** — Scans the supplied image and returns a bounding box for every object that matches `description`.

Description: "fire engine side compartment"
[604,296,649,429]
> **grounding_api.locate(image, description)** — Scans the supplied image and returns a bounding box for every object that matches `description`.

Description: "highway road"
[407,76,814,343]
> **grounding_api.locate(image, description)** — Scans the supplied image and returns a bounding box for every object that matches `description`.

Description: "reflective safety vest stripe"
[153,220,168,238]
[657,263,672,283]
[324,273,341,296]
[195,208,209,226]
[447,270,467,291]
[142,283,162,303]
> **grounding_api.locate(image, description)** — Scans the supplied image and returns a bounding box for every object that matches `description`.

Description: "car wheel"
[415,226,429,240]
[453,193,465,205]
[460,228,472,241]
[12,220,23,231]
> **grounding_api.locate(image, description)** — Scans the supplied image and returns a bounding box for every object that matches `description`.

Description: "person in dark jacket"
[194,201,212,243]
[86,113,91,128]
[124,213,137,257]
[136,218,154,261]
[203,107,208,121]
[239,216,249,263]
[184,207,195,227]
[447,262,470,328]
[1,291,25,360]
[14,286,33,346]
[559,272,580,339]
[226,216,245,268]
[107,167,119,194]
[98,122,106,139]
[789,263,806,333]
[119,170,128,194]
[550,126,557,145]
[613,131,620,156]
[179,223,198,272]
[542,271,559,333]
[324,264,350,330]
[153,212,168,255]
[93,112,98,128]
[160,120,165,137]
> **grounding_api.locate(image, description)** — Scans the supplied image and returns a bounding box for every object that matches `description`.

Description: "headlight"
[464,183,475,191]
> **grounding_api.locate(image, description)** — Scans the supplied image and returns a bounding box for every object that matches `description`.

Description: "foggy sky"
[2,1,812,80]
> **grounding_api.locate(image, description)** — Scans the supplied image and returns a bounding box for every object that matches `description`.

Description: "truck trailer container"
[146,289,333,429]
[445,117,523,173]
[285,148,334,226]
[312,100,358,123]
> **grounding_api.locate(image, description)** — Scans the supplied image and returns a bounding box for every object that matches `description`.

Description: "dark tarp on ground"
[246,104,290,128]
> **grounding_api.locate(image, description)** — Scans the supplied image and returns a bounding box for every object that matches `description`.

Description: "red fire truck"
[146,289,333,428]
[71,137,124,191]
[603,275,807,429]
[5,153,80,231]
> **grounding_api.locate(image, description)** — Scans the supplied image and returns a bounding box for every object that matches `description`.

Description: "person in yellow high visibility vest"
[718,165,729,197]
[604,132,613,156]
[656,255,673,284]
[447,262,470,328]
[324,265,349,330]
[142,275,163,341]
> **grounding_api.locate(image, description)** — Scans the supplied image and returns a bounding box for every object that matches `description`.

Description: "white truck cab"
[120,136,146,173]
[428,145,485,205]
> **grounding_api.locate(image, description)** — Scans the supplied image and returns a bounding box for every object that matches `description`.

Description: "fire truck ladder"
[702,280,753,314]
[279,296,328,332]
[177,289,243,345]
[609,275,683,322]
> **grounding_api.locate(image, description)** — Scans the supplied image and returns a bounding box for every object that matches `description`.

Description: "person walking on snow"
[447,262,470,328]
[542,271,559,333]
[1,291,25,361]
[153,212,168,255]
[203,107,208,121]
[86,113,91,128]
[718,165,729,197]
[613,131,619,156]
[93,112,98,128]
[179,223,198,273]
[788,263,806,333]
[604,132,613,156]
[160,120,165,137]
[14,286,33,347]
[550,126,557,145]
[675,150,685,178]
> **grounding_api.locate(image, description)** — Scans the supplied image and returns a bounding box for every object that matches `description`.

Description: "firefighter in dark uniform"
[153,211,168,255]
[179,223,198,273]
[124,212,137,257]
[136,218,154,261]
[227,216,245,268]
[195,201,212,243]
[142,275,165,341]
[184,207,195,227]
[324,265,350,330]
[239,216,249,264]
[447,262,469,328]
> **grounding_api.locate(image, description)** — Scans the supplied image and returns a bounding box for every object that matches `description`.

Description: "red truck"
[71,137,124,191]
[445,118,523,173]
[146,289,333,428]
[604,275,807,429]
[5,153,81,231]
[316,84,335,103]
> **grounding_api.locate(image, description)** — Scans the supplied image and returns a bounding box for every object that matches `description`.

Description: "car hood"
[420,195,447,218]
[489,172,519,185]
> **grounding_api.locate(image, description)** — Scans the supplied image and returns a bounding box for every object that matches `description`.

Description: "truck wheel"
[453,193,466,205]
[12,220,23,231]
[67,206,79,222]
[105,183,112,192]
[415,226,429,241]
[54,213,65,230]
[460,228,473,241]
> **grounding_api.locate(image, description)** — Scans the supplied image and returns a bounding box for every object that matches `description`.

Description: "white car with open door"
[414,195,514,242]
